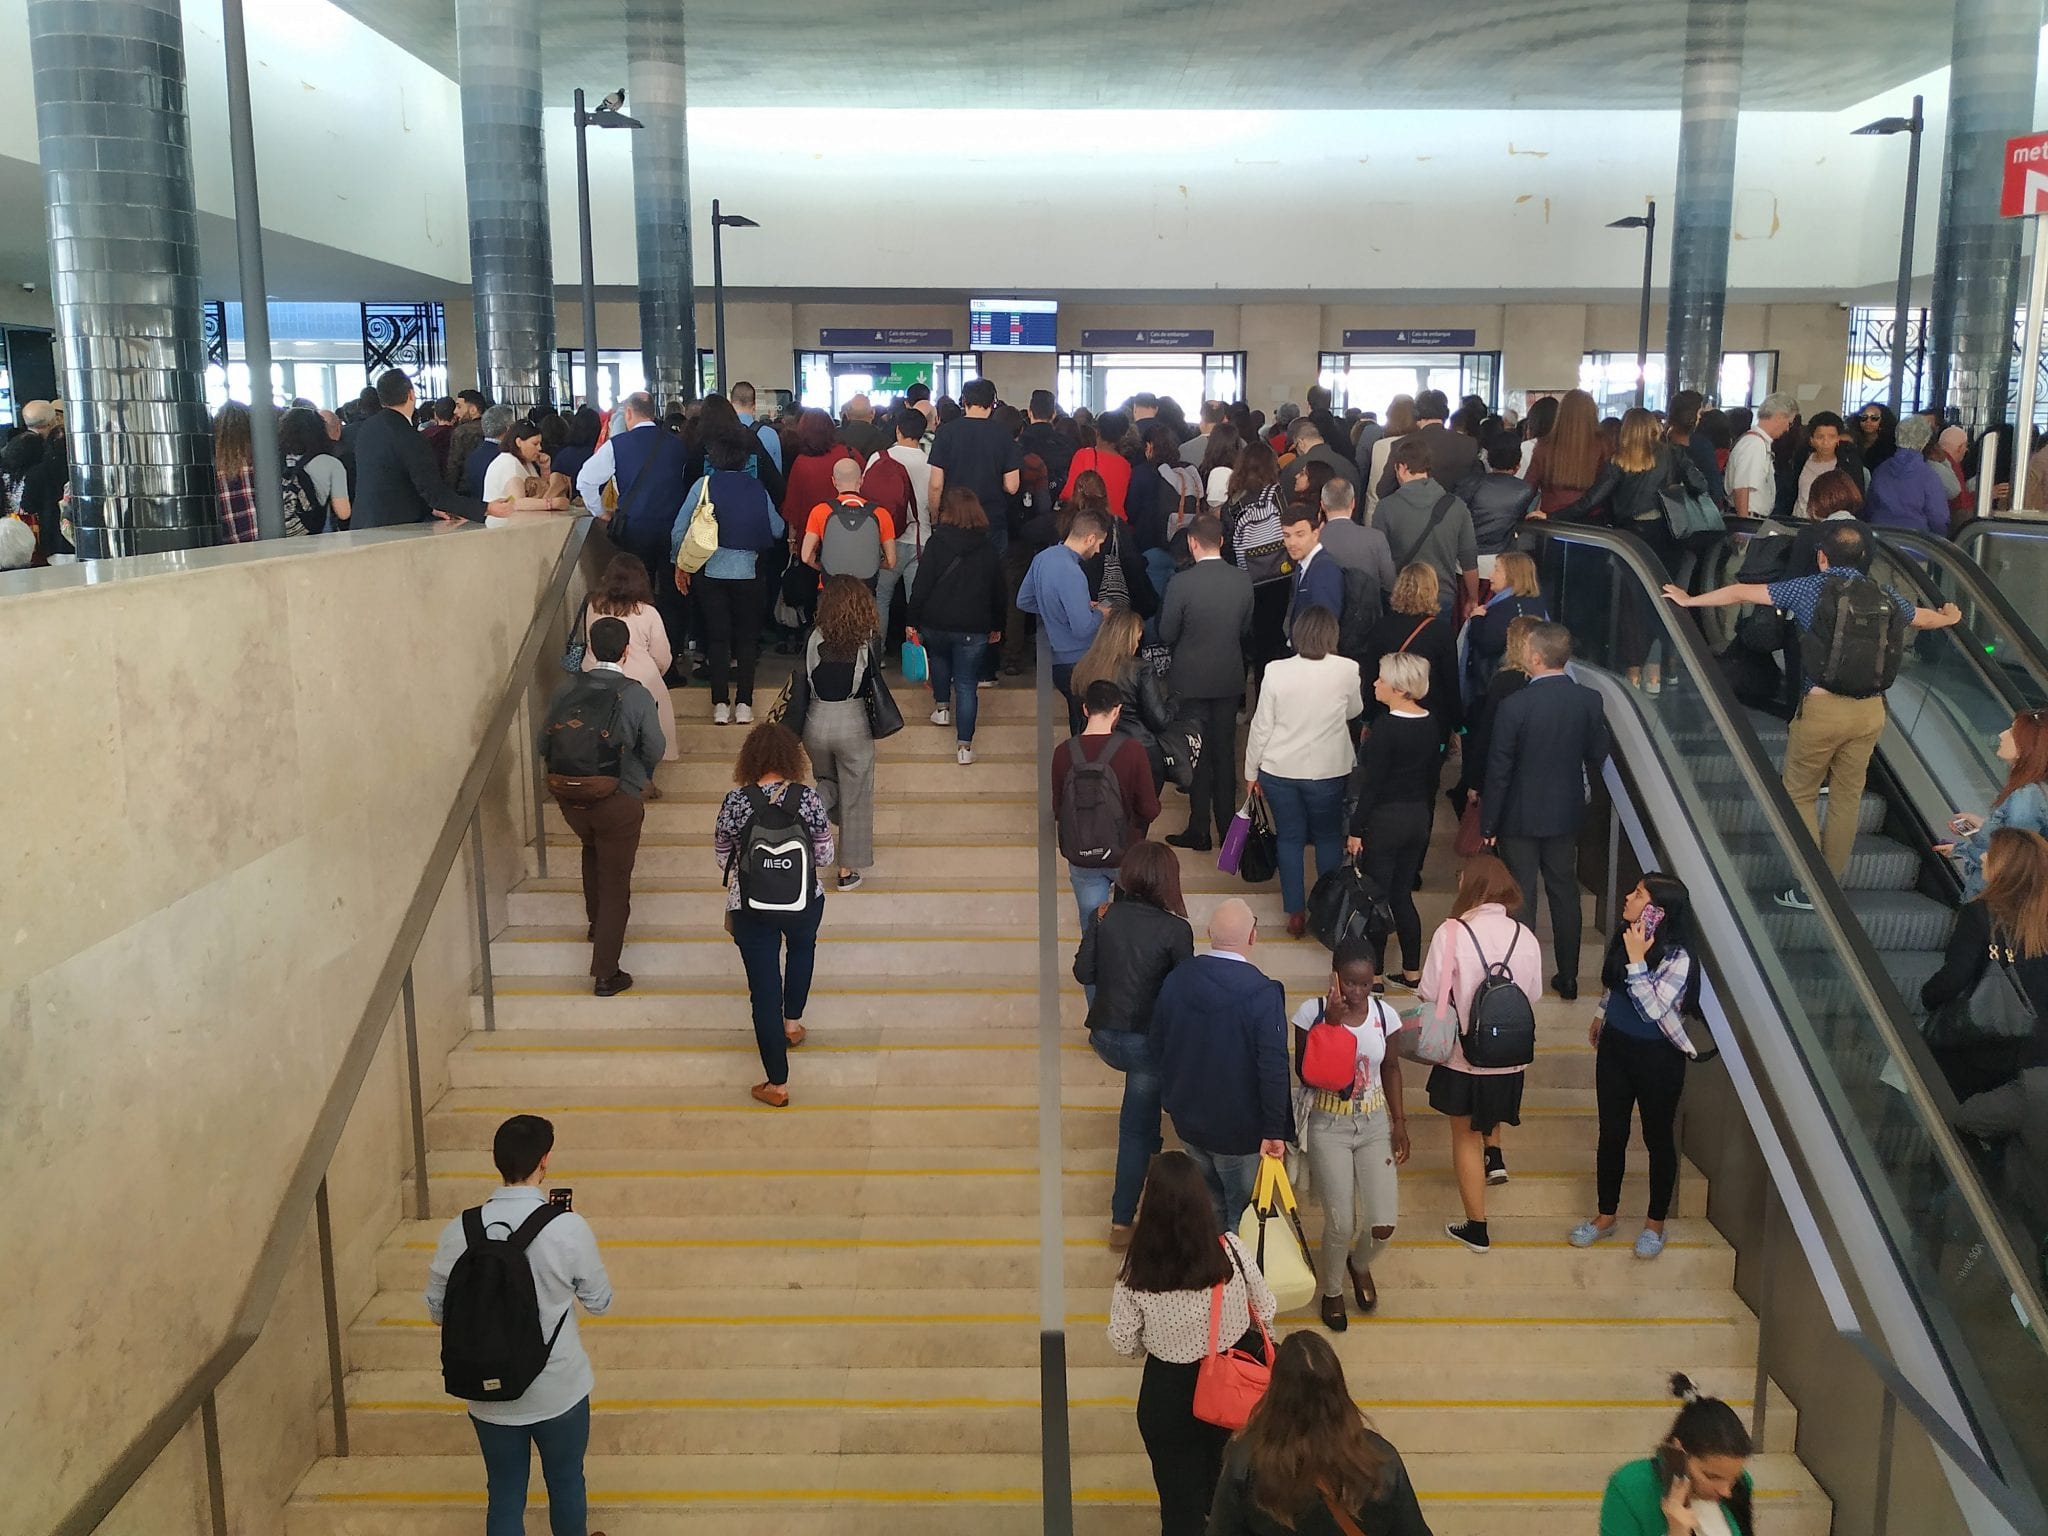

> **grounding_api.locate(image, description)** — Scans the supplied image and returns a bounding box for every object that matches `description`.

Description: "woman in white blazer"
[1243,604,1363,936]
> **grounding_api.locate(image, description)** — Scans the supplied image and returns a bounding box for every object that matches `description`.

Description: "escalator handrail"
[1516,520,2048,1357]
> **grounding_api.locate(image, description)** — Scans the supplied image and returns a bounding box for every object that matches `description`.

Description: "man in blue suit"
[1281,505,1346,649]
[1481,622,1610,1000]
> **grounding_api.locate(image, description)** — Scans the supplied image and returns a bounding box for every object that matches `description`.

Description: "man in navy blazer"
[1481,622,1610,999]
[1281,505,1346,645]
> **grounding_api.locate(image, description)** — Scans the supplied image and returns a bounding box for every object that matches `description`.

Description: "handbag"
[1235,1156,1316,1313]
[1190,1237,1275,1431]
[1098,522,1132,610]
[766,666,811,739]
[863,654,906,740]
[1926,942,2038,1049]
[675,481,720,575]
[1237,794,1279,886]
[1229,490,1291,586]
[558,595,590,674]
[900,639,929,684]
[1306,858,1395,952]
[1455,796,1485,857]
[1158,719,1203,791]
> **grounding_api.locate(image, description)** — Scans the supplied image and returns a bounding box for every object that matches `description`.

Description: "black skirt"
[1426,1063,1525,1134]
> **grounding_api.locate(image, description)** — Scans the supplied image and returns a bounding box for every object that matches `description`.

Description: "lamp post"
[1854,95,1925,417]
[572,87,642,407]
[712,201,759,400]
[1608,201,1658,409]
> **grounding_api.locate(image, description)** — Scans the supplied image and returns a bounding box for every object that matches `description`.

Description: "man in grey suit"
[1314,479,1395,594]
[1158,514,1254,850]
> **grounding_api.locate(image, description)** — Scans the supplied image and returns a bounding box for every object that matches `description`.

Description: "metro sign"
[2001,132,2048,216]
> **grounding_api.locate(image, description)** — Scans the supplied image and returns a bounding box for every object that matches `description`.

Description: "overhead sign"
[2002,132,2048,217]
[1080,329,1216,349]
[1343,328,1478,348]
[819,327,955,348]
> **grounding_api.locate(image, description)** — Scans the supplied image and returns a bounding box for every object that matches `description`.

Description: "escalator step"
[1761,890,1953,952]
[1701,793,1885,837]
[1718,833,1921,892]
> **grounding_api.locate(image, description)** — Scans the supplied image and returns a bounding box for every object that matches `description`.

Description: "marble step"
[545,794,1040,838]
[652,753,1041,794]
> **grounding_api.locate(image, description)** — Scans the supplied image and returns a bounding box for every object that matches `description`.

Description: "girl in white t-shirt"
[1294,939,1409,1333]
[482,420,572,526]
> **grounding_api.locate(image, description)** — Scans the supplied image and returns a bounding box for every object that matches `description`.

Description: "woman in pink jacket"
[1419,854,1544,1253]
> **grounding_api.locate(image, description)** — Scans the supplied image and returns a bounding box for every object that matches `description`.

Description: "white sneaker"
[977,678,996,689]
[713,703,731,726]
[931,706,951,727]
[957,744,975,766]
[734,702,753,724]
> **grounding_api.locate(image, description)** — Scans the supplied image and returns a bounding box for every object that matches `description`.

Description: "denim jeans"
[1090,1027,1164,1226]
[471,1397,591,1536]
[874,542,920,639]
[920,627,990,742]
[1258,771,1347,915]
[729,894,825,1086]
[1184,1143,1264,1231]
[1305,1105,1397,1296]
[1069,863,1117,1005]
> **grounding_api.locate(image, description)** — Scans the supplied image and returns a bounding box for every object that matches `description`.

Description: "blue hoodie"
[1153,953,1292,1155]
[1017,542,1102,664]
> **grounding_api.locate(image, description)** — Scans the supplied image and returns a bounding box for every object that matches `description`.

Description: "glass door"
[1054,350,1245,414]
[1317,351,1500,415]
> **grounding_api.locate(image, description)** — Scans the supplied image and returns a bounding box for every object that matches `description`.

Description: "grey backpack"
[820,497,884,580]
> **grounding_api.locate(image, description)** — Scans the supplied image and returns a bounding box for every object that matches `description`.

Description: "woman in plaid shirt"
[1570,872,1699,1262]
[214,402,259,544]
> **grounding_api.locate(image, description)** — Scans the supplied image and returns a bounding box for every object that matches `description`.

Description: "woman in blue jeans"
[712,722,836,1107]
[907,486,1007,766]
[1072,841,1194,1249]
[1242,605,1364,936]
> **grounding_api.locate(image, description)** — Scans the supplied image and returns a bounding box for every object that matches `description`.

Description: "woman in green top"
[1600,1375,1755,1536]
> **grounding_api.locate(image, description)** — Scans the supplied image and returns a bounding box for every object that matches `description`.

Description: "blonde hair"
[1613,407,1664,474]
[1379,651,1430,702]
[1390,562,1440,617]
[1070,607,1145,697]
[1492,551,1539,597]
[1502,614,1543,673]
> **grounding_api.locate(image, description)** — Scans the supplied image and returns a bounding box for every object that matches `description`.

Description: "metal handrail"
[53,516,594,1536]
[1867,527,2048,705]
[1516,521,2048,1356]
[1034,627,1073,1536]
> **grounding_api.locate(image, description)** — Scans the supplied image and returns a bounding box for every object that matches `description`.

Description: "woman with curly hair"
[802,576,883,891]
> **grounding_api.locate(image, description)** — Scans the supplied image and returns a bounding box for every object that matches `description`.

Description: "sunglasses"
[1858,414,1883,423]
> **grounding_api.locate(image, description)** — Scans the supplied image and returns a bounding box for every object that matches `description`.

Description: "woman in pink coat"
[581,553,679,777]
[1418,853,1544,1254]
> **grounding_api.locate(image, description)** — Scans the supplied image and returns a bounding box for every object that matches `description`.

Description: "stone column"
[455,0,556,407]
[628,0,697,404]
[1926,0,2043,431]
[1663,0,1746,401]
[27,0,214,557]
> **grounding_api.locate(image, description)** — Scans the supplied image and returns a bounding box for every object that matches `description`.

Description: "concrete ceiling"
[329,0,1952,111]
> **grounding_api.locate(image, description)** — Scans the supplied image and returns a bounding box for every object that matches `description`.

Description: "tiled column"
[1927,0,2042,431]
[628,0,697,404]
[455,0,556,407]
[27,0,214,557]
[1663,0,1745,400]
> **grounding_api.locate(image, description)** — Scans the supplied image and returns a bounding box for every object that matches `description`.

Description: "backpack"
[542,681,625,804]
[1228,489,1290,586]
[1454,918,1536,1069]
[1801,575,1909,699]
[1057,735,1134,868]
[1336,564,1383,663]
[820,496,885,580]
[1163,465,1205,540]
[439,1203,568,1401]
[1296,1001,1354,1094]
[861,453,920,551]
[726,783,814,913]
[280,455,323,537]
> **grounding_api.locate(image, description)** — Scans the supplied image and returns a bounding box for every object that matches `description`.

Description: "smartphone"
[1949,815,1975,836]
[1639,904,1665,943]
[547,1187,574,1212]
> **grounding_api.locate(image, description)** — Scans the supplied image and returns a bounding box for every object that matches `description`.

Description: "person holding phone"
[1599,1374,1755,1535]
[1570,873,1698,1260]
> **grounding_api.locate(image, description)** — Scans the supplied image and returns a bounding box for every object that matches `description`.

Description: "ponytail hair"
[1654,1374,1754,1536]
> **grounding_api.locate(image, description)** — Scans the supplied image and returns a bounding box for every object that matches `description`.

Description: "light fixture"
[570,87,645,408]
[1853,96,1925,416]
[1609,202,1658,409]
[712,200,761,399]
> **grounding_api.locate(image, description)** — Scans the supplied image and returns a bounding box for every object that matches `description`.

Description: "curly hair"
[732,722,809,786]
[815,574,878,659]
[1390,562,1440,616]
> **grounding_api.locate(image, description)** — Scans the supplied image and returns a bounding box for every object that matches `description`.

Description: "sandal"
[750,1082,790,1108]
[784,1022,808,1049]
[1347,1259,1377,1314]
[1319,1293,1349,1332]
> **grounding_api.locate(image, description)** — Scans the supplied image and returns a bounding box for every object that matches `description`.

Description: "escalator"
[1509,522,2048,1530]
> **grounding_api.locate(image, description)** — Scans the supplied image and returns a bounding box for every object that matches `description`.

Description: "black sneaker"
[1774,886,1815,912]
[836,871,865,892]
[1551,974,1578,1002]
[1446,1220,1491,1253]
[1164,831,1213,852]
[594,970,634,998]
[1485,1146,1509,1186]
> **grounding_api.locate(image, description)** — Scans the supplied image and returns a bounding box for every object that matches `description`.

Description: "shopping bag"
[1238,794,1279,886]
[1236,1156,1316,1314]
[1455,797,1486,858]
[1217,799,1255,876]
[900,640,929,685]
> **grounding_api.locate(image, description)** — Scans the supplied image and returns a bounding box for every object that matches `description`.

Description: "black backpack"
[1057,736,1133,868]
[1336,564,1383,663]
[439,1203,568,1401]
[1454,919,1536,1068]
[1307,860,1395,952]
[280,455,324,537]
[1801,575,1908,699]
[542,681,625,804]
[727,783,815,912]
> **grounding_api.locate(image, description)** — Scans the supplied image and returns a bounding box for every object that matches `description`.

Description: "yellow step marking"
[501,932,1041,944]
[440,1102,1118,1115]
[397,1234,1709,1252]
[376,1312,1732,1329]
[467,1040,1075,1053]
[498,984,1037,997]
[430,1166,1037,1180]
[304,1486,1805,1506]
[350,1393,1752,1414]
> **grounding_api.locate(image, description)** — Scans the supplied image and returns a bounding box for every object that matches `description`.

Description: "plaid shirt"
[216,470,258,544]
[1594,950,1696,1056]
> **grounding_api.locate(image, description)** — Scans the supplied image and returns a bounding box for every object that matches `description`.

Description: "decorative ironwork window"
[1843,307,1930,413]
[202,300,228,368]
[360,302,447,397]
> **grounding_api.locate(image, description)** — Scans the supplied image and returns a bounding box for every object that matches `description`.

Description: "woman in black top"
[1207,1331,1431,1536]
[1921,827,2048,1099]
[907,487,1007,763]
[1073,841,1196,1245]
[1346,653,1444,989]
[1359,563,1462,746]
[1070,608,1178,791]
[1455,614,1539,816]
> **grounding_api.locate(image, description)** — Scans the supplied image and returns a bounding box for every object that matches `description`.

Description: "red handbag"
[1455,796,1485,858]
[1191,1238,1275,1430]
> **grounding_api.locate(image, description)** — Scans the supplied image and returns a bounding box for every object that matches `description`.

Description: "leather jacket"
[1072,896,1195,1034]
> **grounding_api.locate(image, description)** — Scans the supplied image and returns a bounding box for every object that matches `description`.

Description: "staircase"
[287,666,1830,1535]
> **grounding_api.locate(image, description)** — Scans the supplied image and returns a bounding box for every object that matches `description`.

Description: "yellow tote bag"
[676,485,720,575]
[1236,1155,1316,1313]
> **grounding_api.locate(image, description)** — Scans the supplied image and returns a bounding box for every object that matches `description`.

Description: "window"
[1316,352,1498,416]
[554,351,645,413]
[1055,351,1244,414]
[1577,352,1777,418]
[794,351,979,412]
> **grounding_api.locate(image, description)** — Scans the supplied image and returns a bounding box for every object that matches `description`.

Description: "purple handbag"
[1216,799,1254,876]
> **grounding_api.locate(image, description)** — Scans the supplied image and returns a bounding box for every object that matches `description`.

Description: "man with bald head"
[800,455,896,585]
[0,398,70,558]
[1151,894,1293,1227]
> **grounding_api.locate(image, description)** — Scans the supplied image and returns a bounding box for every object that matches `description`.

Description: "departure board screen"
[970,298,1058,352]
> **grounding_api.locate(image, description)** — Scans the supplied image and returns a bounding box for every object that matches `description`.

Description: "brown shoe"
[1108,1223,1134,1252]
[1286,911,1308,940]
[750,1082,790,1108]
[644,782,664,801]
[1348,1258,1377,1314]
[1319,1293,1349,1332]
[784,1022,808,1049]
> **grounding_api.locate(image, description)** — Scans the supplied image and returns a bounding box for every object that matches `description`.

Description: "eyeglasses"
[1858,414,1883,424]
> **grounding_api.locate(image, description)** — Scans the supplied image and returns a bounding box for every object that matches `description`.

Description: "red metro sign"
[2001,132,2048,217]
